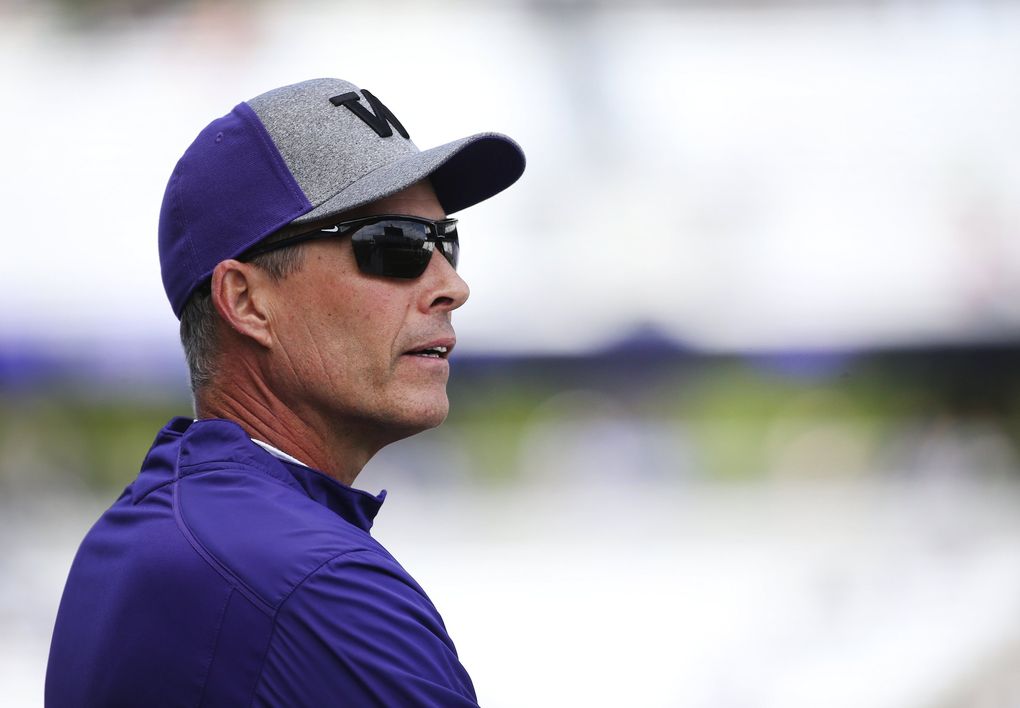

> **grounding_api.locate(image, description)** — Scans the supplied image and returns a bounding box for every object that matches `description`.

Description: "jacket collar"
[134,416,385,533]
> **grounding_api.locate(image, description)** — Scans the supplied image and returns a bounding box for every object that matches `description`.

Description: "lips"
[404,337,455,360]
[408,345,448,359]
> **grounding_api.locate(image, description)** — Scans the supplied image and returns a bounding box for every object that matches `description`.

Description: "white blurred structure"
[1,0,1019,356]
[8,477,1020,707]
[4,3,1020,707]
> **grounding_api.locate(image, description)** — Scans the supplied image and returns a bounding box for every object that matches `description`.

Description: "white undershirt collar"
[192,419,312,469]
[250,438,311,469]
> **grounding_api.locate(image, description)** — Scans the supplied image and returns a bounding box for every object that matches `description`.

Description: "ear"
[209,259,274,349]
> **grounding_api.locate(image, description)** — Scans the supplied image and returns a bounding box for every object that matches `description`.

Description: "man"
[46,77,525,707]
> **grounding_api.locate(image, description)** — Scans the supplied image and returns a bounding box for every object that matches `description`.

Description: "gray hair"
[179,241,307,394]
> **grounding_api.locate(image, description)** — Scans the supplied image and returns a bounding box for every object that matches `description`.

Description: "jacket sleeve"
[253,549,480,707]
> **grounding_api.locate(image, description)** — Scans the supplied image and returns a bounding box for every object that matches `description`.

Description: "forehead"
[270,179,445,242]
[344,180,445,221]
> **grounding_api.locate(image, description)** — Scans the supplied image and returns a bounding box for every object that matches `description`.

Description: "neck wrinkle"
[195,374,376,488]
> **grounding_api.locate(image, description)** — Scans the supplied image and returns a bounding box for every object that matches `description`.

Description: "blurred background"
[3,0,1020,705]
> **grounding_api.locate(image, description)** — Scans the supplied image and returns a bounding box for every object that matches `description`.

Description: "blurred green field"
[3,346,1018,494]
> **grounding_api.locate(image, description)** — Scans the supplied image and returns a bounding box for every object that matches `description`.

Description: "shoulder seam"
[172,467,277,617]
[280,547,389,613]
[197,587,234,708]
[132,476,176,504]
[247,547,388,705]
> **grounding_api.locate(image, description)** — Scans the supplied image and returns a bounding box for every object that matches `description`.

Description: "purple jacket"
[46,417,478,707]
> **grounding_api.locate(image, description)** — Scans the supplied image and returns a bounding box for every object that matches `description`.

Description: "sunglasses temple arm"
[241,226,355,260]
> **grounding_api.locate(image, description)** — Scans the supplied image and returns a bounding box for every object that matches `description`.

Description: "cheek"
[274,253,416,387]
[313,291,407,381]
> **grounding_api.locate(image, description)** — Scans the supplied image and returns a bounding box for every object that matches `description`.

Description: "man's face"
[261,180,469,443]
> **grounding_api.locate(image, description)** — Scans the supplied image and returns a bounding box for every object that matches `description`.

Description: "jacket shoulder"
[255,548,480,706]
[176,463,386,612]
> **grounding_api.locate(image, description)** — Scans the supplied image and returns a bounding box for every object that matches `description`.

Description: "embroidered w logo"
[329,90,410,140]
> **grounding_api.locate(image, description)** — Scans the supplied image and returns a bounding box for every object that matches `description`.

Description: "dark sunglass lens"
[352,221,432,278]
[438,239,459,269]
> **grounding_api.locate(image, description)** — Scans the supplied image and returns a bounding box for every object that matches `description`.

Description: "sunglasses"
[242,214,459,279]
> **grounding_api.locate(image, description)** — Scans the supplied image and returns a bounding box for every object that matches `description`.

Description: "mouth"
[407,345,449,359]
[403,338,455,360]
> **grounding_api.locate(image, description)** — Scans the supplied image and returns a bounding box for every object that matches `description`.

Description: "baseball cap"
[158,78,526,318]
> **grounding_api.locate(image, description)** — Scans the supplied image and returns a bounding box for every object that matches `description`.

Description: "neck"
[195,366,383,487]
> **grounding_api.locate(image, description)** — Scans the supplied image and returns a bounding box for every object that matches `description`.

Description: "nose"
[420,247,470,313]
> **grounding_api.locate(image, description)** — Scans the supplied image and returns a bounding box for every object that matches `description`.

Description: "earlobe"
[210,260,274,348]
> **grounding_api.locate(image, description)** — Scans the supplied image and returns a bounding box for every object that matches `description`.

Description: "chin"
[411,397,450,431]
[386,392,450,439]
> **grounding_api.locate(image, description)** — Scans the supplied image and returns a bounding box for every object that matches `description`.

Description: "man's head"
[160,78,523,318]
[182,178,468,442]
[161,78,524,454]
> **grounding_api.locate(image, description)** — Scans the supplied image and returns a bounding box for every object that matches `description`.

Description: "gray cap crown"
[246,77,525,222]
